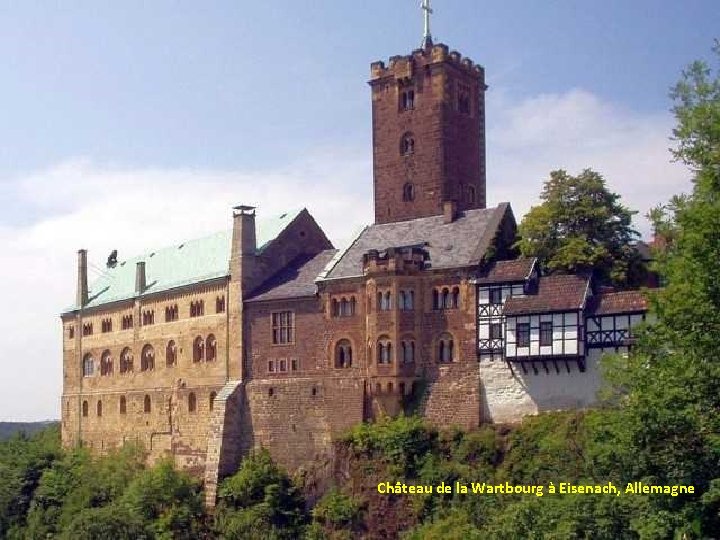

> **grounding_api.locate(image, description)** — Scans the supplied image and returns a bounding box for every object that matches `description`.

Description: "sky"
[0,0,717,421]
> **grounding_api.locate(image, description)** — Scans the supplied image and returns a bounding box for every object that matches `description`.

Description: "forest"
[1,45,718,540]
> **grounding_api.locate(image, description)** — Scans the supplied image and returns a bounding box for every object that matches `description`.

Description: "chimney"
[135,261,146,295]
[443,200,457,224]
[232,205,257,256]
[76,249,89,308]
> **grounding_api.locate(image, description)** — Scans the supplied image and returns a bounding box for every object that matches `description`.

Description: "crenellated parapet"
[362,245,429,276]
[370,43,483,83]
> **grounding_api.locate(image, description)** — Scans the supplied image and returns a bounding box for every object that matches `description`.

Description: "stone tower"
[370,43,487,224]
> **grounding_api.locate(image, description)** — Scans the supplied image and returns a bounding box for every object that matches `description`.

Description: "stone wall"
[478,347,622,423]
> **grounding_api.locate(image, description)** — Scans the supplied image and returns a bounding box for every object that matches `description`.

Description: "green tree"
[516,168,642,286]
[215,449,308,539]
[604,43,720,537]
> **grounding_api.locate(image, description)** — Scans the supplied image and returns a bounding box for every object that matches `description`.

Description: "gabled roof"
[503,274,591,315]
[588,290,648,315]
[475,258,537,284]
[64,209,304,312]
[246,249,338,303]
[318,204,511,281]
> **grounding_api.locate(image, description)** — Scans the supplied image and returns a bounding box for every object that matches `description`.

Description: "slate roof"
[64,209,304,313]
[246,249,338,302]
[475,258,537,284]
[588,290,648,315]
[503,274,591,315]
[318,204,511,281]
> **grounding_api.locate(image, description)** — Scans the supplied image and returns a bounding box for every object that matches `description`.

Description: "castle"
[60,16,648,506]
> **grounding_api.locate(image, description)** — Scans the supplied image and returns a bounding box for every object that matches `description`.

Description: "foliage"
[343,415,435,477]
[516,168,642,286]
[312,488,363,533]
[215,448,308,539]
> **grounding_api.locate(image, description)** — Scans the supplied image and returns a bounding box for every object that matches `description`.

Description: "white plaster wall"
[479,347,623,423]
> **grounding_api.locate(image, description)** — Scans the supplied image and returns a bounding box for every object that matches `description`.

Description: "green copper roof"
[65,209,304,313]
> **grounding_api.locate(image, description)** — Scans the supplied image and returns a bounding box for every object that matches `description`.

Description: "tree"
[604,43,720,537]
[516,169,642,286]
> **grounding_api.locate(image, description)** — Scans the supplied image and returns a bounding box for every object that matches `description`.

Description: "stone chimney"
[135,261,147,295]
[230,205,259,291]
[443,200,457,224]
[76,249,89,308]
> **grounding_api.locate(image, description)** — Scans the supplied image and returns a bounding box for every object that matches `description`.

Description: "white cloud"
[0,89,693,420]
[487,88,690,236]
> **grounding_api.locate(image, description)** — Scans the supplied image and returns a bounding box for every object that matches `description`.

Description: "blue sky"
[0,0,717,420]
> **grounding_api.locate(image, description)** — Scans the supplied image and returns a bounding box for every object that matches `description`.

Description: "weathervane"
[421,0,433,48]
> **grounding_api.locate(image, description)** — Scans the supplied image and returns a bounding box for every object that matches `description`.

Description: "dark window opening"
[540,321,553,347]
[272,311,294,344]
[517,323,531,348]
[402,183,415,202]
[490,323,502,340]
[489,288,503,305]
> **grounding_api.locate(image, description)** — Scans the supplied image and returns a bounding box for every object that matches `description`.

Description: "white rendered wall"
[479,346,627,423]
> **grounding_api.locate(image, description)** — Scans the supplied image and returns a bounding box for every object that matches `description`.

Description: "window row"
[82,335,217,377]
[70,296,226,338]
[267,358,299,373]
[331,297,357,317]
[432,287,460,310]
[377,290,415,312]
[80,391,217,418]
[331,334,455,367]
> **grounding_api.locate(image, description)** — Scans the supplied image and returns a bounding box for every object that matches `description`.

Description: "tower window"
[401,133,415,155]
[458,84,471,114]
[400,89,415,111]
[119,396,127,415]
[468,185,476,204]
[402,183,415,202]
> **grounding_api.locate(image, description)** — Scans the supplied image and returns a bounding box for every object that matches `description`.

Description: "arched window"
[143,395,151,414]
[383,291,392,311]
[100,350,113,376]
[350,297,356,316]
[166,340,177,367]
[335,339,353,369]
[377,337,393,365]
[82,354,94,377]
[400,132,415,155]
[119,348,133,374]
[402,340,415,364]
[209,391,217,412]
[331,299,339,317]
[399,290,415,311]
[340,298,349,316]
[82,400,88,417]
[451,287,460,309]
[206,334,217,362]
[96,400,102,417]
[119,396,127,415]
[432,289,440,310]
[402,182,415,202]
[193,336,204,363]
[188,392,197,413]
[141,344,155,372]
[438,333,455,363]
[442,288,451,309]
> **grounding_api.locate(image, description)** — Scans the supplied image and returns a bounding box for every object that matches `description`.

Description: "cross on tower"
[421,0,434,48]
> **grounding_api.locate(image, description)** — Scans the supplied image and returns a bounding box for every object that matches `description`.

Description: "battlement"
[362,246,428,275]
[370,43,483,81]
